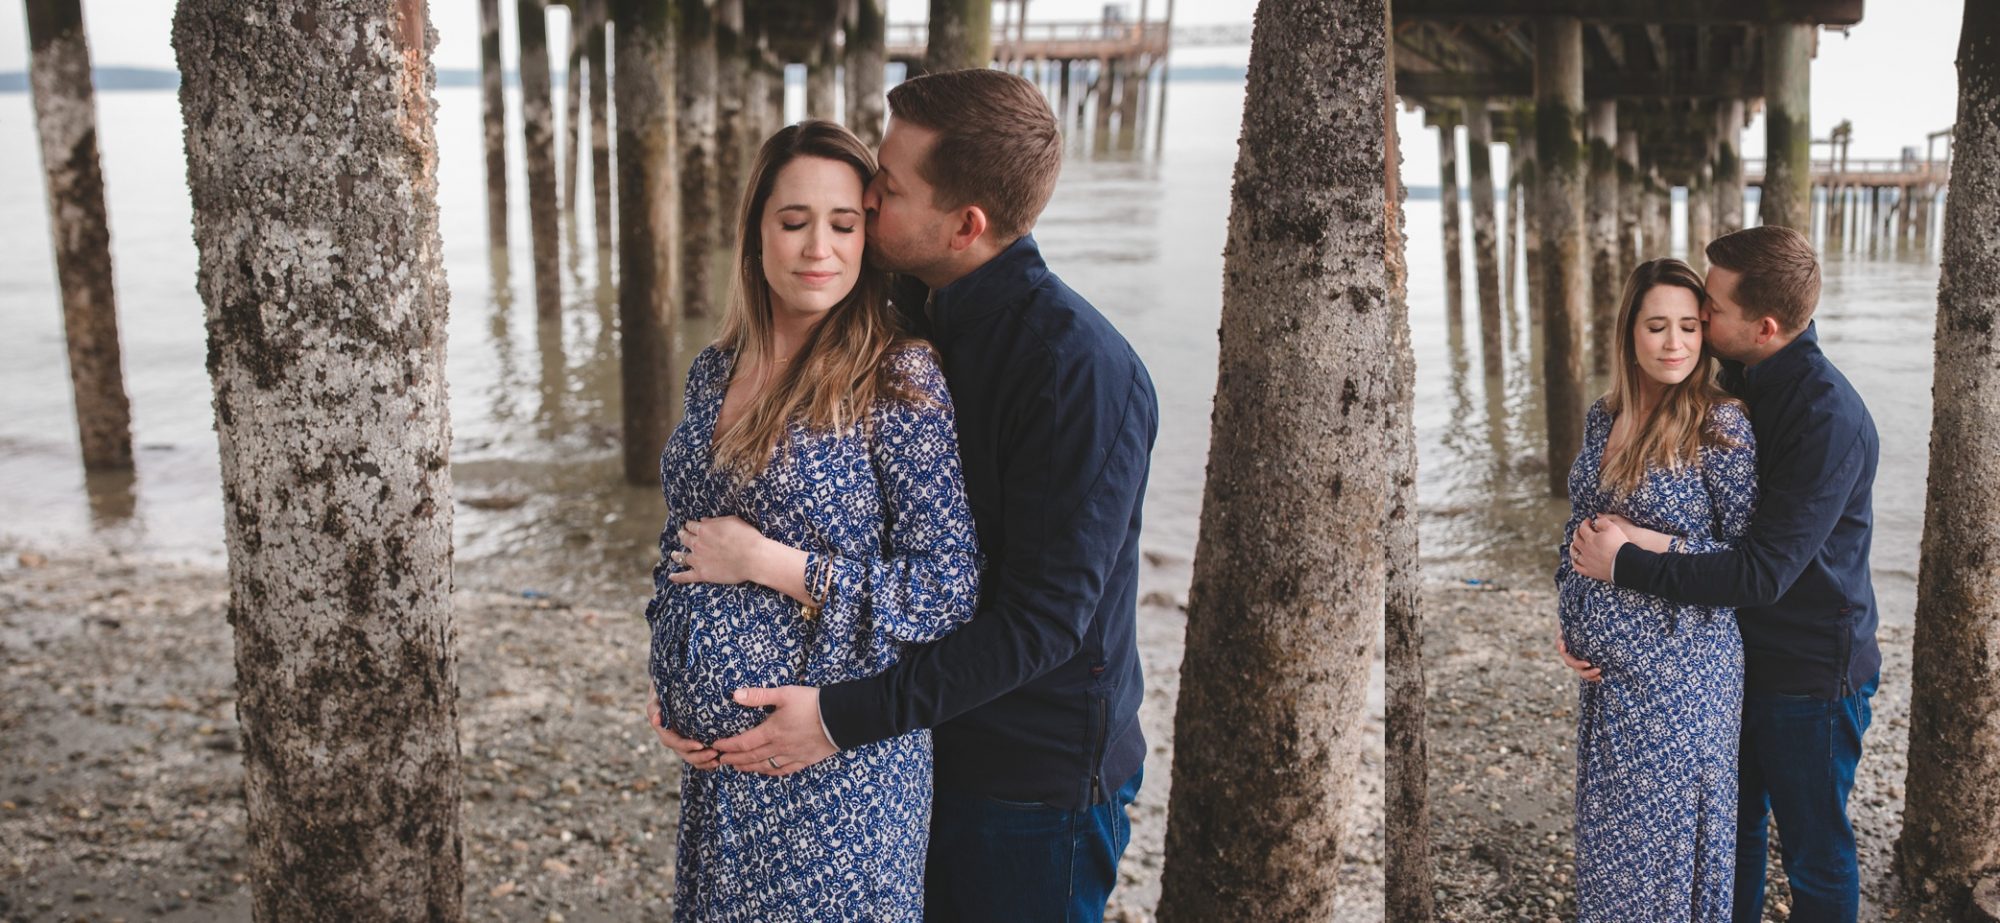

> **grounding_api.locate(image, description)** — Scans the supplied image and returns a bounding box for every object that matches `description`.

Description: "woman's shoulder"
[882,340,947,394]
[1704,399,1755,443]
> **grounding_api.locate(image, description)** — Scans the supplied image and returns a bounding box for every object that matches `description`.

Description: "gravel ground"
[1424,579,1944,922]
[0,541,1383,921]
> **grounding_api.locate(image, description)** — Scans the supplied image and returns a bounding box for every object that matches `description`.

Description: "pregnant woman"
[1555,258,1758,921]
[641,120,979,921]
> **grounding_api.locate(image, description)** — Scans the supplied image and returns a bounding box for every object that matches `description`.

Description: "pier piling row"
[1390,0,1865,496]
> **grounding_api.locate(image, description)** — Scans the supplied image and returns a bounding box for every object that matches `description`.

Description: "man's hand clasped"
[646,685,837,777]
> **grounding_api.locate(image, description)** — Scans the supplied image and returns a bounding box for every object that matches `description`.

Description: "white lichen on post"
[170,0,462,915]
[1157,1,1389,917]
[1896,3,2000,914]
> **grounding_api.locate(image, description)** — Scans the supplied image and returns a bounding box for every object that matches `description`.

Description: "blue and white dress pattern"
[1555,398,1758,922]
[644,342,979,922]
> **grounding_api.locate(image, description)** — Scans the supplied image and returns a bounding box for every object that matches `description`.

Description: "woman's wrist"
[757,539,813,603]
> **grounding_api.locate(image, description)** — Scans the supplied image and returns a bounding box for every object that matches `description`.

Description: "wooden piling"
[26,0,132,471]
[1761,24,1813,231]
[808,27,839,119]
[519,0,562,320]
[1617,125,1641,273]
[1533,16,1587,497]
[586,0,612,259]
[925,0,992,72]
[1095,57,1118,137]
[848,0,887,146]
[563,5,585,218]
[1688,166,1714,272]
[716,0,749,244]
[1715,98,1745,235]
[1438,116,1465,320]
[1464,102,1503,375]
[1586,99,1617,376]
[612,0,680,485]
[678,0,719,319]
[480,0,509,254]
[1516,104,1542,327]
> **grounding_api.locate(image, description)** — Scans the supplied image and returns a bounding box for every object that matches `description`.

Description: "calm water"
[0,78,1940,626]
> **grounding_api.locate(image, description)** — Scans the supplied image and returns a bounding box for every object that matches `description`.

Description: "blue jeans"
[923,769,1141,923]
[1732,674,1877,923]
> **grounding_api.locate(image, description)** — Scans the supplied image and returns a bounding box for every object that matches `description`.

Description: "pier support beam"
[808,27,839,119]
[1896,4,2000,911]
[614,0,680,484]
[1533,16,1587,497]
[1516,104,1542,327]
[848,0,886,146]
[562,6,584,219]
[1586,99,1618,376]
[1438,115,1465,320]
[1761,24,1814,231]
[716,0,749,244]
[925,0,992,72]
[678,0,719,319]
[1715,98,1745,235]
[1095,57,1118,136]
[586,0,612,260]
[479,0,508,254]
[27,0,132,472]
[1465,102,1503,374]
[519,0,562,319]
[1617,126,1640,273]
[1689,167,1714,273]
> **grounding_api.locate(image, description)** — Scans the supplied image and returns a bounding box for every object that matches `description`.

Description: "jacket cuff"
[1613,541,1655,590]
[818,679,893,752]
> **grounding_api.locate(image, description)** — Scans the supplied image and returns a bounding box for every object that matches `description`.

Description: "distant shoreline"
[0,63,1252,94]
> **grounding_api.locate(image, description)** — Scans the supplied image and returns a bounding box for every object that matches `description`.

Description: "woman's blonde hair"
[712,119,924,477]
[1599,258,1744,497]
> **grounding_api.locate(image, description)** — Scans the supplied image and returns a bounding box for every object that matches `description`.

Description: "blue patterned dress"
[1555,398,1758,921]
[644,342,980,922]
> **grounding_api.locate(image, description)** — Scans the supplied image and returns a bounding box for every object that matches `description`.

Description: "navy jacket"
[1614,322,1881,698]
[818,235,1159,809]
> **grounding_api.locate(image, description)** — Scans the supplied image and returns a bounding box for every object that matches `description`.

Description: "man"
[1568,225,1881,923]
[655,69,1157,922]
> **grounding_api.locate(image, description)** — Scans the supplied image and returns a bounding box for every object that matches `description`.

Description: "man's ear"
[947,205,989,253]
[1757,315,1782,345]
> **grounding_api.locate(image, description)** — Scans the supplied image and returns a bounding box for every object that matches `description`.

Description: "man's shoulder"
[1011,273,1149,383]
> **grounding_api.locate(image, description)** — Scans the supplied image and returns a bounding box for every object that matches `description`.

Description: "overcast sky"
[1,0,1965,159]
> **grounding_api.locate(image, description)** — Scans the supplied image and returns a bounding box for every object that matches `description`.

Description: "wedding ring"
[670,550,687,565]
[767,756,782,770]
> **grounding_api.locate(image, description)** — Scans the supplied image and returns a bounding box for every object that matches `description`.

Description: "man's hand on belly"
[713,686,837,776]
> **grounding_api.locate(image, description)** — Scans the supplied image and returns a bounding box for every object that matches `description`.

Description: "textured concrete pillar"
[1095,57,1117,135]
[1617,125,1641,272]
[847,0,886,146]
[1586,99,1617,376]
[519,0,562,319]
[479,0,508,253]
[1438,116,1464,321]
[1715,98,1745,235]
[26,0,132,471]
[586,0,612,261]
[1761,24,1814,231]
[1516,104,1542,327]
[562,4,584,218]
[925,0,991,72]
[1465,102,1503,376]
[1689,168,1715,273]
[613,0,680,484]
[1533,16,1587,498]
[807,27,840,120]
[678,0,718,319]
[716,0,749,244]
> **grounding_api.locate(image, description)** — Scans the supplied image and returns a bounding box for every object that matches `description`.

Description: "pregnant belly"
[652,584,812,743]
[1560,582,1737,675]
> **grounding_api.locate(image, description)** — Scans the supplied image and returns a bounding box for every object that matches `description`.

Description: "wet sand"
[0,540,1383,921]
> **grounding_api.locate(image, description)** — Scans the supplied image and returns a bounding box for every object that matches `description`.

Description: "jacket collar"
[920,234,1048,341]
[1740,320,1821,395]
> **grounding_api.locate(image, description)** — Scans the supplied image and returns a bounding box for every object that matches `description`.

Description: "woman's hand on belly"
[669,515,812,604]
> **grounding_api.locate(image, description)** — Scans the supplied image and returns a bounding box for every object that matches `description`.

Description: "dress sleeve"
[807,345,980,646]
[644,348,721,631]
[1669,402,1760,555]
[1555,400,1605,600]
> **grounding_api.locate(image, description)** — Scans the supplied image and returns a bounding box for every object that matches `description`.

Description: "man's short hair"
[885,68,1062,242]
[1704,226,1821,333]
